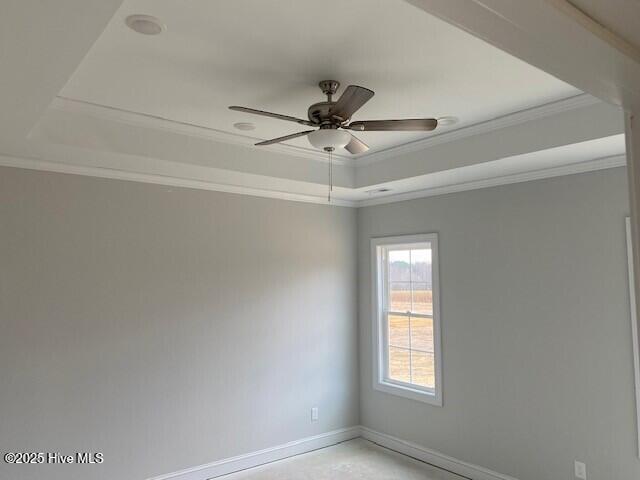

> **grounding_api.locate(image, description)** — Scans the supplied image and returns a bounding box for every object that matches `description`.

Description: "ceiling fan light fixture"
[366,188,392,195]
[230,80,437,154]
[308,129,351,151]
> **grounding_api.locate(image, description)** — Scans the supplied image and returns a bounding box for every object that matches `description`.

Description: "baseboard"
[360,427,518,480]
[146,426,361,480]
[147,425,516,480]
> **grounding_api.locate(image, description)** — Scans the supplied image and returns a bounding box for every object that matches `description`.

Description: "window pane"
[411,351,435,389]
[389,250,410,281]
[410,247,431,282]
[388,314,410,349]
[390,282,411,312]
[412,283,432,315]
[410,316,433,352]
[376,236,440,400]
[388,346,411,383]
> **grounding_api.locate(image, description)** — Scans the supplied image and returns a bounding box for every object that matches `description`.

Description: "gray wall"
[358,167,640,480]
[3,164,639,480]
[0,166,359,480]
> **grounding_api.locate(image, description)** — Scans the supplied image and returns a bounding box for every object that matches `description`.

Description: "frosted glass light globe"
[308,129,351,150]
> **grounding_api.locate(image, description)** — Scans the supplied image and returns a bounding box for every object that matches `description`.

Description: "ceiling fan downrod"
[318,80,340,103]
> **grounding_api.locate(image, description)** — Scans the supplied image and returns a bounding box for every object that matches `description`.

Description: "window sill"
[374,380,443,406]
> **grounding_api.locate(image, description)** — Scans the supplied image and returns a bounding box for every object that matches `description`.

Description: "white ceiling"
[59,0,580,157]
[0,0,627,207]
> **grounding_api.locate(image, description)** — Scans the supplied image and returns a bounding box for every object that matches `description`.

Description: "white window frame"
[371,233,442,406]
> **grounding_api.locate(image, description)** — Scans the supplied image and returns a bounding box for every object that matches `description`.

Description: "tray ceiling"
[59,0,580,157]
[1,0,625,207]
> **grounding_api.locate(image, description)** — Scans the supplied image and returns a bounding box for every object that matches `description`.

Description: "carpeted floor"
[221,438,464,480]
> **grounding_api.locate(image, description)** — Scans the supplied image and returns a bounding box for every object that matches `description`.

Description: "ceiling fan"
[229,80,438,155]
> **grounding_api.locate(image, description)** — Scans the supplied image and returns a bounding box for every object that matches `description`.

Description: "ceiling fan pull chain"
[323,146,334,202]
[330,149,333,192]
[327,148,332,202]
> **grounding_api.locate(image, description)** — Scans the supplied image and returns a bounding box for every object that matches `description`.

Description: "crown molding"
[355,93,602,166]
[0,154,357,208]
[49,94,600,171]
[1,153,624,210]
[357,154,626,207]
[50,97,356,167]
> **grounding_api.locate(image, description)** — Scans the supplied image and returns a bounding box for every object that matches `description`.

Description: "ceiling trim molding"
[50,97,356,167]
[0,154,356,208]
[49,94,599,170]
[357,154,626,207]
[547,0,640,65]
[0,153,624,210]
[355,93,601,165]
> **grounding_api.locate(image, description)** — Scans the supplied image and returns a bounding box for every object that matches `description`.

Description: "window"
[371,234,442,405]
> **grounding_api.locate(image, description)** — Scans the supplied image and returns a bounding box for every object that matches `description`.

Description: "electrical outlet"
[574,460,587,479]
[311,407,319,422]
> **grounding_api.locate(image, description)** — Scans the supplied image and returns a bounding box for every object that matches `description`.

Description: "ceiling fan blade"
[344,133,369,154]
[255,130,315,146]
[330,85,374,121]
[229,106,315,126]
[348,118,438,131]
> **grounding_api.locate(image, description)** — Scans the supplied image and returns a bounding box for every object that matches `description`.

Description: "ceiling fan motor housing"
[308,101,340,126]
[308,80,347,125]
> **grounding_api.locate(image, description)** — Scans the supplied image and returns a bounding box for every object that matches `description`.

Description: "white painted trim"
[51,94,600,168]
[357,154,627,207]
[0,153,625,210]
[146,425,518,480]
[625,217,640,458]
[360,427,518,480]
[146,426,361,480]
[546,0,640,65]
[0,155,356,208]
[370,234,443,406]
[51,97,355,167]
[356,94,600,165]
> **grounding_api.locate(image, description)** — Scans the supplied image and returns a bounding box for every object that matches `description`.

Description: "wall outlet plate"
[574,460,587,479]
[311,407,319,422]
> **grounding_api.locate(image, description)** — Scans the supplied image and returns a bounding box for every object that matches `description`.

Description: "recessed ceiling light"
[366,188,392,195]
[233,122,256,131]
[437,116,459,126]
[125,15,166,35]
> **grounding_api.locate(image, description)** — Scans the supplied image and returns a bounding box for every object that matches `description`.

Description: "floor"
[222,438,463,480]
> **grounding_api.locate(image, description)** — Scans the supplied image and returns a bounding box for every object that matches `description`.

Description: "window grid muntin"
[383,244,433,388]
[386,344,435,355]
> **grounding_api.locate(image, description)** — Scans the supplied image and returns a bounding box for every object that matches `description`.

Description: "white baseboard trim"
[360,427,518,480]
[146,426,361,480]
[146,425,517,480]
